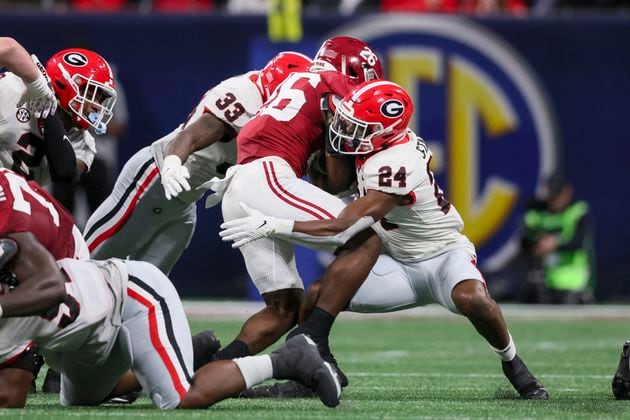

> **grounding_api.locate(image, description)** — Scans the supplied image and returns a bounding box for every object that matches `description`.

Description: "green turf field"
[3,315,629,419]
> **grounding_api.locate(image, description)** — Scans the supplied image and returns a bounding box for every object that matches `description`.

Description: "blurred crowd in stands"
[1,0,629,16]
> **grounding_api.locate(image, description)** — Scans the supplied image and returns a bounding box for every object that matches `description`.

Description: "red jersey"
[0,169,83,260]
[237,71,356,177]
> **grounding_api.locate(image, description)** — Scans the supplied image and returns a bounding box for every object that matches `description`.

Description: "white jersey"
[151,71,264,203]
[0,72,96,185]
[357,131,472,262]
[0,258,127,368]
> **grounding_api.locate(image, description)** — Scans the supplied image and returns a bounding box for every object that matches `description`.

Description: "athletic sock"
[299,307,336,361]
[301,307,335,339]
[491,332,517,362]
[216,339,251,360]
[233,355,273,388]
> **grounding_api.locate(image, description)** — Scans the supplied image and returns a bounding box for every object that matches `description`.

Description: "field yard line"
[350,372,611,379]
[183,301,630,321]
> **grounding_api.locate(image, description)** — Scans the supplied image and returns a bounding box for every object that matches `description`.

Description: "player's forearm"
[324,154,355,194]
[0,38,38,83]
[0,276,66,317]
[166,114,229,163]
[278,216,375,247]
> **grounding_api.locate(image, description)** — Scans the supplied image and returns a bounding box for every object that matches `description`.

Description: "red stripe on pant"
[127,288,188,399]
[87,167,160,252]
[262,161,333,220]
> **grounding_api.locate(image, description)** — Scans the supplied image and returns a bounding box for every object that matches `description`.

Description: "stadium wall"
[1,13,628,300]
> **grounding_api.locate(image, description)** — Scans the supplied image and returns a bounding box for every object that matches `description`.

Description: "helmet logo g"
[63,52,88,67]
[381,99,404,118]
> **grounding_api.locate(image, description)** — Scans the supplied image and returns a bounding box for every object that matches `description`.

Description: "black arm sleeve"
[42,113,78,184]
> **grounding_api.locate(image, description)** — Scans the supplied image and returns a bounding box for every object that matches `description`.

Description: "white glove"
[17,55,57,119]
[220,203,294,248]
[161,155,191,200]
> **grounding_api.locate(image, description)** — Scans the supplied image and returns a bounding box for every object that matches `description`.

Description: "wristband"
[0,303,3,318]
[26,72,50,96]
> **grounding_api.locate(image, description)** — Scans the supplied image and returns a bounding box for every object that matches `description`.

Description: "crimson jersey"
[237,71,356,177]
[0,168,82,260]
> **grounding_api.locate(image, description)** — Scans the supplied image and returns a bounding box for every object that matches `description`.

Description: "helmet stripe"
[351,80,399,101]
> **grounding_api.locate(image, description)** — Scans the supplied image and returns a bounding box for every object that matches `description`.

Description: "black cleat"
[325,353,349,388]
[270,334,341,407]
[105,389,143,405]
[192,329,221,371]
[612,340,630,399]
[502,355,549,400]
[240,380,318,399]
[42,368,61,394]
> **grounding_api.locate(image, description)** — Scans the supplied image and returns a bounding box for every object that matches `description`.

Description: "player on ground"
[0,38,117,184]
[220,80,549,400]
[206,37,385,383]
[0,167,216,396]
[83,52,312,275]
[0,236,341,409]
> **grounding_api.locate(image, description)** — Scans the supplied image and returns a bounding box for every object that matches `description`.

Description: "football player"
[220,80,549,400]
[0,236,341,409]
[0,38,117,185]
[83,51,312,275]
[206,37,384,385]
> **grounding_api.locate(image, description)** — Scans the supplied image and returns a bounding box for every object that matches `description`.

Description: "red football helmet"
[311,36,383,85]
[329,80,413,155]
[46,48,117,132]
[259,51,312,99]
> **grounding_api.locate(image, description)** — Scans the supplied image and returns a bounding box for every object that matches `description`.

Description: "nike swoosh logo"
[257,221,267,229]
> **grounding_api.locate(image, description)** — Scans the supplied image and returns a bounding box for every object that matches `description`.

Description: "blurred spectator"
[52,72,128,228]
[152,0,212,12]
[381,0,528,15]
[71,0,128,11]
[520,173,596,304]
[226,0,266,13]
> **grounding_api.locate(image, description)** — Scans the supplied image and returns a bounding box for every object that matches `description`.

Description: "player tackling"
[221,80,549,400]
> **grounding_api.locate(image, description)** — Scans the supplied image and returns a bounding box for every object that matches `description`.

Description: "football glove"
[161,155,191,200]
[17,55,57,119]
[220,203,294,248]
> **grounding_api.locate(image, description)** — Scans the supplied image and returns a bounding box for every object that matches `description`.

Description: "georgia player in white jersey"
[83,52,312,275]
[0,237,341,409]
[0,39,117,185]
[220,80,549,400]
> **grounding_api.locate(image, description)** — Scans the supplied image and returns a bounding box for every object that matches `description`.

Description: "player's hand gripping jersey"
[356,131,472,262]
[0,73,96,185]
[0,258,126,367]
[237,71,356,178]
[150,71,263,203]
[0,168,88,259]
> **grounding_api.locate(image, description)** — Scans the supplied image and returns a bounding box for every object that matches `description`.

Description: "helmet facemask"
[58,63,117,134]
[329,102,401,155]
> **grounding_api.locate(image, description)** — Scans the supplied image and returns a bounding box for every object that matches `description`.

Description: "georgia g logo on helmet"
[380,99,404,118]
[62,52,88,67]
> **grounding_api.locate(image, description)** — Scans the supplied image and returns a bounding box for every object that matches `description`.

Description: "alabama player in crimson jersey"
[0,39,117,185]
[0,166,89,403]
[206,38,384,382]
[0,237,341,409]
[221,80,549,400]
[83,51,311,275]
[0,168,88,260]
